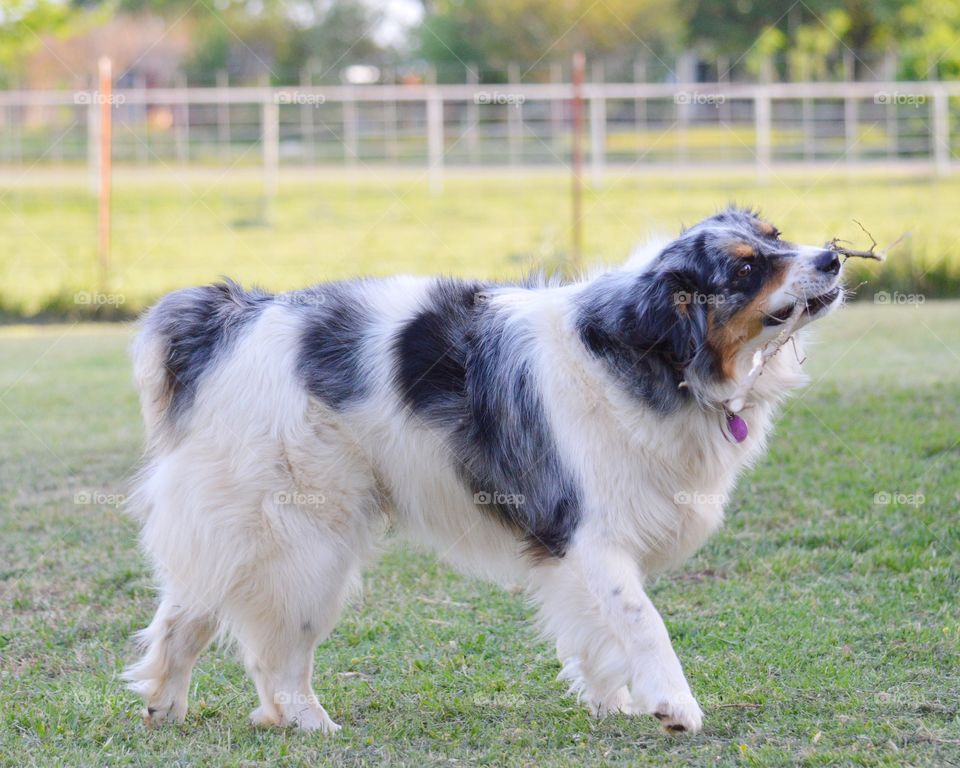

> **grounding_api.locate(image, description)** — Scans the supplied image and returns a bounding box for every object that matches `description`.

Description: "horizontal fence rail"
[0,81,956,191]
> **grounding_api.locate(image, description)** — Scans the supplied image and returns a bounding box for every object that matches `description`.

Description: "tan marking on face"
[755,220,777,237]
[707,260,789,379]
[729,242,755,259]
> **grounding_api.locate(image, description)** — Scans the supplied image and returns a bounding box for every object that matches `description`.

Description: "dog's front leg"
[595,549,703,733]
[534,544,703,733]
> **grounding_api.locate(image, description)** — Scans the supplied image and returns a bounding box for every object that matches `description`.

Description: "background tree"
[0,0,89,82]
[119,0,389,83]
[684,0,951,79]
[5,0,960,85]
[895,0,960,77]
[418,0,684,78]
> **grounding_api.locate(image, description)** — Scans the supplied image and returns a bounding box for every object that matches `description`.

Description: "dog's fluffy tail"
[130,308,175,447]
[127,293,187,525]
[132,280,268,445]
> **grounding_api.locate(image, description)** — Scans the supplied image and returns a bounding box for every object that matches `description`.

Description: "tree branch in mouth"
[826,220,907,263]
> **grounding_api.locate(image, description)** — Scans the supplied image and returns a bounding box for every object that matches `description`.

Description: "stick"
[724,303,805,414]
[826,220,907,263]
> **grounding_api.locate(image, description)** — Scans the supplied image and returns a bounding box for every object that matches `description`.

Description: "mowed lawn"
[1,170,960,316]
[0,301,958,767]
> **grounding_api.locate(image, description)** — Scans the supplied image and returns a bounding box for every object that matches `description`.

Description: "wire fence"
[0,78,957,194]
[3,71,960,317]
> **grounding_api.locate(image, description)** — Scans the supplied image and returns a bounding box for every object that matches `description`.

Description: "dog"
[124,206,844,735]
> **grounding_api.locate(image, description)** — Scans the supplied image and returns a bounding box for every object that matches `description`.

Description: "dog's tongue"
[726,413,748,443]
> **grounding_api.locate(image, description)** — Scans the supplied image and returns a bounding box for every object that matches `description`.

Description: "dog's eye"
[736,264,753,279]
[772,229,782,240]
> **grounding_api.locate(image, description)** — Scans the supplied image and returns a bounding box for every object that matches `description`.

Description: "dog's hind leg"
[124,593,217,726]
[224,505,371,734]
[240,621,341,734]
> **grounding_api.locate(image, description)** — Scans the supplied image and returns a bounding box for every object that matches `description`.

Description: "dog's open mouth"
[763,287,841,327]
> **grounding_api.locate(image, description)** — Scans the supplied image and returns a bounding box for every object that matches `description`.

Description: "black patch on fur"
[295,284,373,408]
[394,280,582,559]
[396,280,479,417]
[147,279,269,423]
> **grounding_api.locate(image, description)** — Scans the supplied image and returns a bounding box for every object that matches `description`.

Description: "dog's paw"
[249,705,282,728]
[651,693,703,734]
[141,699,187,728]
[290,706,341,734]
[586,686,641,718]
[129,674,189,728]
[250,703,341,734]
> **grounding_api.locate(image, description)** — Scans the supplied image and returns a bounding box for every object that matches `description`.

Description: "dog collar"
[679,379,749,444]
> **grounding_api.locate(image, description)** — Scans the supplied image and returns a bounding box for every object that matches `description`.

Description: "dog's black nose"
[814,249,841,275]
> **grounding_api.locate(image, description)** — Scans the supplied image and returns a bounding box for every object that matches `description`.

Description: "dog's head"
[580,207,844,411]
[654,206,844,383]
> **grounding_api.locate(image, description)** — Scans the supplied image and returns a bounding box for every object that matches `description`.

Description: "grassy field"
[1,302,958,766]
[1,169,959,317]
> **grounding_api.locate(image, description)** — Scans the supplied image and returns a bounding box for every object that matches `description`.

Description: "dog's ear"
[577,267,713,411]
[627,268,708,372]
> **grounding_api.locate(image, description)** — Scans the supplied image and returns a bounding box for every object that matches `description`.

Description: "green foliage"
[293,0,386,75]
[743,25,786,80]
[896,0,960,77]
[182,19,233,82]
[683,0,796,54]
[0,0,82,82]
[7,0,960,82]
[418,0,684,68]
[787,8,851,80]
[181,0,386,84]
[687,0,960,80]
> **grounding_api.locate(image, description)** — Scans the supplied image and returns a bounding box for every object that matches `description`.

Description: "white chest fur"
[527,289,803,576]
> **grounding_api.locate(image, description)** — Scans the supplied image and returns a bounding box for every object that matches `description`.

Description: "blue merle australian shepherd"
[125,207,845,735]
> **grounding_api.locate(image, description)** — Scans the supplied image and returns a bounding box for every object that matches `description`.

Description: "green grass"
[1,302,958,766]
[1,170,959,318]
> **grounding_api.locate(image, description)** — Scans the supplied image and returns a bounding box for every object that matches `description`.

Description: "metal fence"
[0,79,957,192]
